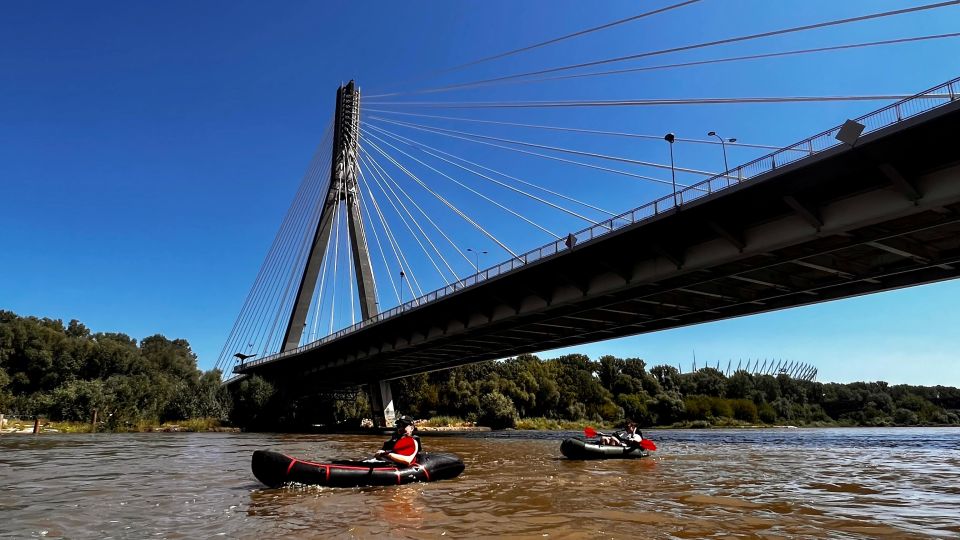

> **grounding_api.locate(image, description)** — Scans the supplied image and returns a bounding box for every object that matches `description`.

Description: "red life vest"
[389,435,420,465]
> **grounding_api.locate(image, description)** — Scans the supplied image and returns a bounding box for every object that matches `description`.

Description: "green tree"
[597,355,623,391]
[230,375,276,428]
[140,335,199,381]
[758,402,777,423]
[650,365,680,391]
[49,379,107,421]
[691,368,727,397]
[730,399,759,423]
[0,367,12,411]
[727,370,755,399]
[651,391,685,424]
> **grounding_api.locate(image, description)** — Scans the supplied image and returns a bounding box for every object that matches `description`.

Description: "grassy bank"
[414,415,874,431]
[0,418,237,434]
[416,416,627,431]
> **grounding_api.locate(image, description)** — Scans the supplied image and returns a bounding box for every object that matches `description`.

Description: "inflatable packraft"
[560,437,649,460]
[252,449,465,488]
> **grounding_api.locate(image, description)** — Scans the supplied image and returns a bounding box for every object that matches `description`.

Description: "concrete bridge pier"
[368,380,396,428]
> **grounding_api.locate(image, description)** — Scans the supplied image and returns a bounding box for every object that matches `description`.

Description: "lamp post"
[664,133,677,206]
[466,248,487,273]
[399,270,406,305]
[707,131,737,175]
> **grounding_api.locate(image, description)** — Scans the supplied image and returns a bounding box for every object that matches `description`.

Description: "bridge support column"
[368,380,396,428]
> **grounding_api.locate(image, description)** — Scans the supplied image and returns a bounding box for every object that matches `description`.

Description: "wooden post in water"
[0,413,4,435]
[91,409,98,433]
[33,417,40,434]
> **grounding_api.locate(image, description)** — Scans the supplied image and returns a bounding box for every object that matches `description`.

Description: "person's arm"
[375,435,397,457]
[621,432,643,447]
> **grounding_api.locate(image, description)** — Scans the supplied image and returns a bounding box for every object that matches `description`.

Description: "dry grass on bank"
[0,418,234,434]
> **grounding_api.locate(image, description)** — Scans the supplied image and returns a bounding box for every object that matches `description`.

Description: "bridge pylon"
[279,80,395,428]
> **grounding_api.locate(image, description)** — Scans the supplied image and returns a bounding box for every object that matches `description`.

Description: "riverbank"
[0,418,240,435]
[415,415,959,432]
[6,416,953,435]
[418,425,491,433]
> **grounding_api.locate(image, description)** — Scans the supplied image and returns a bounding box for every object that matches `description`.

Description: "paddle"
[584,426,657,451]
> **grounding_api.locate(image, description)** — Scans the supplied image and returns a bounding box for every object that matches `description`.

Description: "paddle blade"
[584,426,599,438]
[640,439,657,451]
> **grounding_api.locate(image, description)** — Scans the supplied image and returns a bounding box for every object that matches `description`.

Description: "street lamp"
[664,133,677,206]
[399,270,406,305]
[466,248,487,273]
[707,131,737,175]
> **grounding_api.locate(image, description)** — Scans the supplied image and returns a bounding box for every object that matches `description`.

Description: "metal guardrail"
[238,76,960,373]
[222,374,248,386]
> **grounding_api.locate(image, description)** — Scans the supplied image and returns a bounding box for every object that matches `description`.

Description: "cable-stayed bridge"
[216,3,960,425]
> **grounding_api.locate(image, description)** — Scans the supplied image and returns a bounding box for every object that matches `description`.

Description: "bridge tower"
[280,80,395,427]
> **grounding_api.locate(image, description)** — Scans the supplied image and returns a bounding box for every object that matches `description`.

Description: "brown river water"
[1,428,958,539]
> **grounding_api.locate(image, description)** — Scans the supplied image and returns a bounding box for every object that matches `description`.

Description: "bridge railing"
[238,76,960,372]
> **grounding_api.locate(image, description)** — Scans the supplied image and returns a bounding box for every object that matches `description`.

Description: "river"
[1,427,958,539]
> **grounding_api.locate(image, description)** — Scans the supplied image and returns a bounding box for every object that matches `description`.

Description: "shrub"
[893,408,918,425]
[421,416,472,427]
[515,417,561,430]
[684,395,711,420]
[478,391,517,429]
[758,403,777,423]
[709,398,733,419]
[730,399,759,423]
[565,402,587,421]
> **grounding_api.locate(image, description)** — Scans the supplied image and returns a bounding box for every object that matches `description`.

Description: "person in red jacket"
[375,415,421,466]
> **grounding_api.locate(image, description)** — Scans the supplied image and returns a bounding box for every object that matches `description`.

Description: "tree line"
[2,311,958,430]
[383,353,960,429]
[0,311,230,430]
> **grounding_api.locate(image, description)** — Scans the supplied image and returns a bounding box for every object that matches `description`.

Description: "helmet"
[395,415,415,427]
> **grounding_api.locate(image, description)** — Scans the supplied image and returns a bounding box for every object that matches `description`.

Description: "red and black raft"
[252,449,465,488]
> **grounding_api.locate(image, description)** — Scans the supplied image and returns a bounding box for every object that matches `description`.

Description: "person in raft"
[601,420,644,448]
[375,415,421,466]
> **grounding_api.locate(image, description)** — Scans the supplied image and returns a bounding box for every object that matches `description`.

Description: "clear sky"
[2,1,959,386]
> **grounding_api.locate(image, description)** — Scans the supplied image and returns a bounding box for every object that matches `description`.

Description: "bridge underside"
[238,101,960,393]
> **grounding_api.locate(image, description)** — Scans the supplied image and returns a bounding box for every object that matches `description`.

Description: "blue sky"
[2,1,959,385]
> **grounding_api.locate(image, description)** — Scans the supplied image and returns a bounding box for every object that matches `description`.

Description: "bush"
[710,398,733,419]
[515,417,563,430]
[730,399,759,423]
[617,393,655,425]
[597,400,623,421]
[893,408,918,425]
[684,395,712,420]
[229,375,275,428]
[684,395,735,421]
[172,418,222,431]
[651,391,685,424]
[758,403,777,423]
[478,391,517,429]
[421,415,472,427]
[565,402,587,421]
[49,380,107,421]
